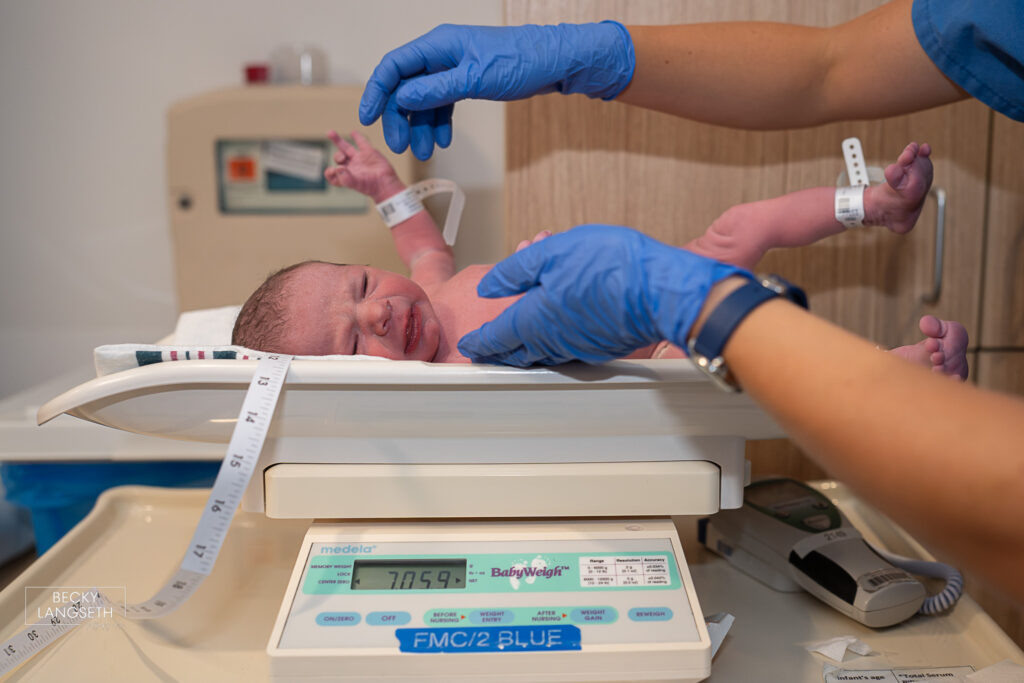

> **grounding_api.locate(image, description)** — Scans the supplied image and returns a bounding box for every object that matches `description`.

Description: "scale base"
[268,519,712,682]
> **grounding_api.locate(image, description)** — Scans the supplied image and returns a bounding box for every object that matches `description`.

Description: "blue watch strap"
[693,280,778,360]
[690,275,808,391]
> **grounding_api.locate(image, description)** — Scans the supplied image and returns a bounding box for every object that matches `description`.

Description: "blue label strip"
[396,625,582,653]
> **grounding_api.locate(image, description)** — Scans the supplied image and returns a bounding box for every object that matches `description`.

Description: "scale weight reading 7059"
[267,519,712,683]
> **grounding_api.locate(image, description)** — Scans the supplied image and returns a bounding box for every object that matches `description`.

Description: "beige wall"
[0,0,505,398]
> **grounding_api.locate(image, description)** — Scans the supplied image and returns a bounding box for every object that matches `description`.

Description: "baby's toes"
[897,143,918,167]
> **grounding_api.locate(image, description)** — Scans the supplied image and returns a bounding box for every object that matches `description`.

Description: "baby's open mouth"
[404,306,420,355]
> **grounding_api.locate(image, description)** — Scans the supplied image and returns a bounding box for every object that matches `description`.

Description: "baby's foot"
[864,142,933,234]
[889,315,969,380]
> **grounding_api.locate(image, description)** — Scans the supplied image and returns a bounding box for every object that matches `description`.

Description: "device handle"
[921,187,946,304]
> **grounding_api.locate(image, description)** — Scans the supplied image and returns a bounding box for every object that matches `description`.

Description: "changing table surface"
[0,482,1020,681]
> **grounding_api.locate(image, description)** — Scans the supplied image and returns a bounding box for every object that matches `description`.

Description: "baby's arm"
[687,142,932,270]
[326,131,454,285]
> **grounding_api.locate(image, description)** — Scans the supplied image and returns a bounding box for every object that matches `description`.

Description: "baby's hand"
[515,230,553,253]
[324,131,403,201]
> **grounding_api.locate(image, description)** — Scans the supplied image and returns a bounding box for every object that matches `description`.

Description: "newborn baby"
[233,132,968,378]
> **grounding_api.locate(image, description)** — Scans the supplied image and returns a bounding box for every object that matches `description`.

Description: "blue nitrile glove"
[360,22,636,160]
[457,225,751,366]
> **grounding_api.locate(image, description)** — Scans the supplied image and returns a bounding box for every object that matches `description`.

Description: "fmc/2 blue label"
[396,625,582,653]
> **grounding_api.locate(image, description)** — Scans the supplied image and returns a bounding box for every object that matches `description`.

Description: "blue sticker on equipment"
[396,625,581,653]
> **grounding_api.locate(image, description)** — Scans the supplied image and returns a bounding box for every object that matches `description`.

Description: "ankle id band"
[835,185,866,228]
[375,178,466,246]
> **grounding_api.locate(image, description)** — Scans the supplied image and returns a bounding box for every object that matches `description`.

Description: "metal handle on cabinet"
[921,187,946,304]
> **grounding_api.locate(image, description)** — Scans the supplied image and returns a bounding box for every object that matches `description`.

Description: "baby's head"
[232,260,442,361]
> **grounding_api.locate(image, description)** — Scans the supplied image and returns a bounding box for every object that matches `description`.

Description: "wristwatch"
[687,274,808,393]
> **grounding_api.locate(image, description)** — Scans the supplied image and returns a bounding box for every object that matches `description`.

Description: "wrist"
[687,275,808,392]
[370,176,407,204]
[686,276,749,344]
[556,21,636,100]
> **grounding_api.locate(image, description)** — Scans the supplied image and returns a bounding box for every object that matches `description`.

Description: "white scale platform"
[17,358,790,681]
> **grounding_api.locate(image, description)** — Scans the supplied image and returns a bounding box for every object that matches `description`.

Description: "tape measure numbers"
[0,353,293,675]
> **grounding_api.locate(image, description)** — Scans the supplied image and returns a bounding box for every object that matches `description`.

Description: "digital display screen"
[746,480,817,509]
[351,559,467,590]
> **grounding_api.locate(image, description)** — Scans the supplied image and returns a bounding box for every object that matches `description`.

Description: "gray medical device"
[699,478,926,628]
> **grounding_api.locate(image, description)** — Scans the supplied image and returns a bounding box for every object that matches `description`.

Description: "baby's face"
[277,262,442,361]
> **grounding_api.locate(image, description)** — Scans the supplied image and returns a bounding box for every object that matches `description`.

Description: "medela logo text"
[321,544,377,554]
[492,565,569,580]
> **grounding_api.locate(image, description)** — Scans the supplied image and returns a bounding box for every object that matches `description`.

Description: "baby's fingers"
[350,131,375,151]
[328,130,358,158]
[325,167,355,188]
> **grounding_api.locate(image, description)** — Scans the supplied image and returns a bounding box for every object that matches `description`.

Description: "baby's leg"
[889,315,969,380]
[864,142,933,234]
[686,142,934,270]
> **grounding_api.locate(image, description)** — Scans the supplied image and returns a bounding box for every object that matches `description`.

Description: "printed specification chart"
[579,556,670,587]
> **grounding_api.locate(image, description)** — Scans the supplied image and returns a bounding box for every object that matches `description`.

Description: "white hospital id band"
[835,185,866,228]
[375,178,466,246]
[376,188,425,227]
[842,137,870,187]
[0,353,293,676]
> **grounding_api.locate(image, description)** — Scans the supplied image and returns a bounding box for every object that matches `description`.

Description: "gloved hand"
[359,22,635,160]
[457,225,751,366]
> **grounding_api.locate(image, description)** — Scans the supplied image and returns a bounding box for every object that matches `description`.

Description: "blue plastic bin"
[1,462,220,553]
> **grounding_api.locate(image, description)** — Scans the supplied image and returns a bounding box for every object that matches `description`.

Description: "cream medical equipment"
[168,86,417,311]
[25,355,783,682]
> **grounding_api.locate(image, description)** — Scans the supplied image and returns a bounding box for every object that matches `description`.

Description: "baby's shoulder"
[423,263,492,299]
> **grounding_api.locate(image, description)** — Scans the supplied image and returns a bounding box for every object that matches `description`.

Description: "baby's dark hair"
[232,260,339,352]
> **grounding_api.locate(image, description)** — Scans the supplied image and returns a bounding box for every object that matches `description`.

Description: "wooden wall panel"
[980,116,1024,347]
[976,351,1024,397]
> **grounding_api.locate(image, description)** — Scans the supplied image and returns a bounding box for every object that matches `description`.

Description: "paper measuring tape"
[375,178,466,246]
[0,353,293,675]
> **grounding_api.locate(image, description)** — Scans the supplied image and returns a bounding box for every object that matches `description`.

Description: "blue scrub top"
[913,0,1024,121]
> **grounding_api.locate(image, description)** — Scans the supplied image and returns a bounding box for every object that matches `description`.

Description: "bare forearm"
[721,298,1024,600]
[620,0,966,128]
[373,180,455,282]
